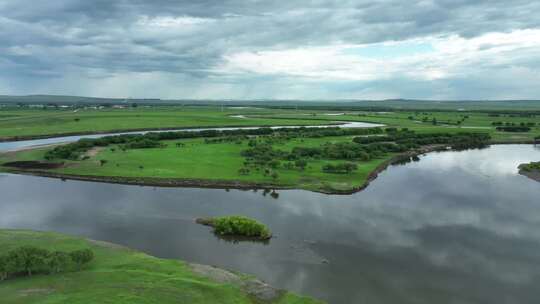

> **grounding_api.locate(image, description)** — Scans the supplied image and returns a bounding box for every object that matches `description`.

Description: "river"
[1,133,540,303]
[0,121,382,152]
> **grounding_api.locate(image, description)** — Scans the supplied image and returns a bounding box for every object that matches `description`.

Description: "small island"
[519,161,540,183]
[197,216,272,241]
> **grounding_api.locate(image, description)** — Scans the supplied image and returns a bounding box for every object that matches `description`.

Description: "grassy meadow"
[0,135,392,193]
[1,106,539,192]
[0,106,328,139]
[249,111,540,142]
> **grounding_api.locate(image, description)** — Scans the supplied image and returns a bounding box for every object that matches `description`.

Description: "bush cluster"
[522,162,540,172]
[353,131,490,150]
[211,216,272,239]
[0,246,94,281]
[239,131,490,176]
[241,141,407,168]
[322,162,358,174]
[492,122,536,127]
[495,126,531,132]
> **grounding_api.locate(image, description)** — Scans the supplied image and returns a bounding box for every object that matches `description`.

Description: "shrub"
[0,255,7,281]
[294,159,307,170]
[8,246,50,276]
[48,251,72,273]
[522,161,540,172]
[238,167,250,175]
[0,246,94,280]
[496,126,531,132]
[70,249,94,270]
[322,162,358,174]
[210,216,272,239]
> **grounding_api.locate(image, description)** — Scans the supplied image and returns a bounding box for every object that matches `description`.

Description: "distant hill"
[1,94,540,110]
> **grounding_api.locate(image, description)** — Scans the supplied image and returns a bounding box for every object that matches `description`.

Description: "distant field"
[1,106,538,193]
[1,106,540,142]
[0,229,321,304]
[251,111,540,142]
[0,107,329,139]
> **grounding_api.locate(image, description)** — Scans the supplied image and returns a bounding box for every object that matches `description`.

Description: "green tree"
[70,249,94,270]
[10,246,49,276]
[269,160,281,169]
[0,255,8,281]
[48,251,71,273]
[294,159,307,171]
[238,167,250,176]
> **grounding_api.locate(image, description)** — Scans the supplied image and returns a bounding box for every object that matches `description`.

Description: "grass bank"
[0,136,395,193]
[0,229,322,304]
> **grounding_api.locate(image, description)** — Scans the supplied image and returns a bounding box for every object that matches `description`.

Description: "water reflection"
[0,145,540,304]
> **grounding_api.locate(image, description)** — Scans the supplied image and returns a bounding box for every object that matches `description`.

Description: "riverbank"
[1,144,447,194]
[0,229,322,304]
[0,129,494,194]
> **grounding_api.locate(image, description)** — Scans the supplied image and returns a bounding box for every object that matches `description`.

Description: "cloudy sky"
[1,0,539,100]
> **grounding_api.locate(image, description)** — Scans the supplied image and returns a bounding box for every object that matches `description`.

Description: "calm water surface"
[1,144,540,304]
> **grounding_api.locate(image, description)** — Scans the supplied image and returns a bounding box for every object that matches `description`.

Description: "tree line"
[44,127,385,160]
[495,126,532,132]
[238,130,490,176]
[0,246,94,281]
[492,122,536,127]
[353,130,490,150]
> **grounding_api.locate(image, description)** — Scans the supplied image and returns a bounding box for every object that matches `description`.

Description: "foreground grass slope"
[0,230,321,304]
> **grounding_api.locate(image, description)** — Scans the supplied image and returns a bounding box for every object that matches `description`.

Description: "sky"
[1,0,539,100]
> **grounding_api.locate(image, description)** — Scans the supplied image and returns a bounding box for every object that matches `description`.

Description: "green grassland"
[250,110,540,142]
[2,106,539,142]
[0,107,330,140]
[0,135,392,193]
[1,107,538,193]
[0,230,320,304]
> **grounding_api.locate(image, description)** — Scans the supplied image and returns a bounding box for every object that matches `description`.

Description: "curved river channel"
[1,125,540,303]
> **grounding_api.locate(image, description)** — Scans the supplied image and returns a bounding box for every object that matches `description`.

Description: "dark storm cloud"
[0,0,539,98]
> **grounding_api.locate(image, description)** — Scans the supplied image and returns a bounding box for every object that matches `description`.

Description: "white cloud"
[137,16,215,28]
[218,29,540,85]
[1,1,540,99]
